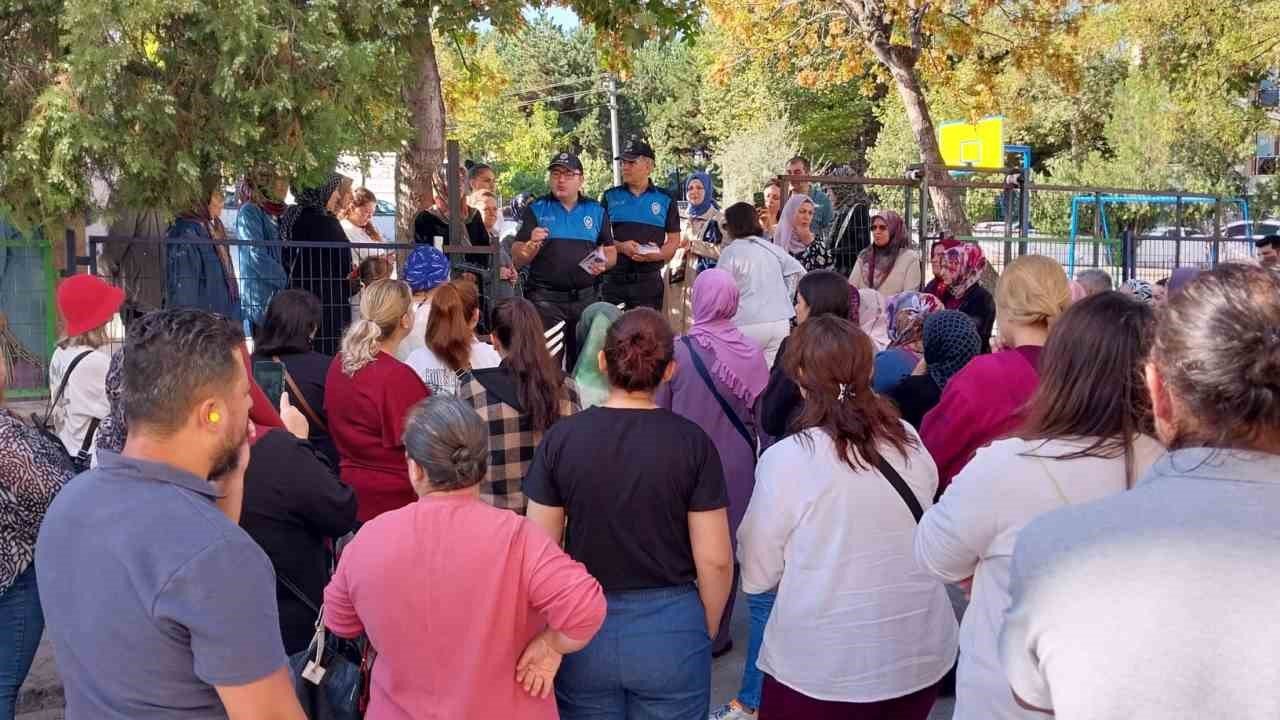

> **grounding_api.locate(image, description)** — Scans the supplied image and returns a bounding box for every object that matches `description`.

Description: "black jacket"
[284,207,351,355]
[240,429,358,655]
[759,336,803,445]
[252,350,339,470]
[887,373,943,430]
[952,285,997,355]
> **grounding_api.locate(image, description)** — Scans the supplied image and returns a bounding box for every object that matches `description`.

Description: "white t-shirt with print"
[405,340,500,396]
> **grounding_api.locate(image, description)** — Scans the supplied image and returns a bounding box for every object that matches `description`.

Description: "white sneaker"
[709,700,757,719]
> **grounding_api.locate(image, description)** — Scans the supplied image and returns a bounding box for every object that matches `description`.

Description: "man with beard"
[35,309,305,720]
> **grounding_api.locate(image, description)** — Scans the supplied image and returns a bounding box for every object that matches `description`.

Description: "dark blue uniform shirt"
[601,183,680,277]
[516,194,614,291]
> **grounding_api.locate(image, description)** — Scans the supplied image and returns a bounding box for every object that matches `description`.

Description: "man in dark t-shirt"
[600,140,681,311]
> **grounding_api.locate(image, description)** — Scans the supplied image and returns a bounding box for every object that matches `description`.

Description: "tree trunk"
[396,19,447,244]
[879,51,972,237]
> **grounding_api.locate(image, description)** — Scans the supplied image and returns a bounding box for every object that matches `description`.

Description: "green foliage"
[714,118,800,206]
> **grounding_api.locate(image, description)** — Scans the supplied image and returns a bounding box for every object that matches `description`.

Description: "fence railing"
[73,233,503,358]
[0,230,58,400]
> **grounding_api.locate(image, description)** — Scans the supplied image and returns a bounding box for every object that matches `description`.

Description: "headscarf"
[858,210,908,290]
[279,172,345,245]
[941,243,986,309]
[1168,267,1200,297]
[927,235,963,295]
[686,171,717,218]
[1068,280,1089,303]
[886,291,944,350]
[237,170,287,217]
[404,246,452,292]
[857,288,890,351]
[687,269,770,405]
[773,194,814,255]
[572,302,623,409]
[94,344,286,454]
[923,310,982,389]
[1121,278,1155,303]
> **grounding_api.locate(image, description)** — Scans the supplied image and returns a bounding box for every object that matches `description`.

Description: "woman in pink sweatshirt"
[324,395,606,719]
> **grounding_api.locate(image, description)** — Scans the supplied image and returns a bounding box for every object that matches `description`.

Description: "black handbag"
[32,350,99,473]
[284,574,374,720]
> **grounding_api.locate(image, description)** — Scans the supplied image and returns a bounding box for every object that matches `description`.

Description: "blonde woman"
[921,255,1071,491]
[341,187,391,267]
[47,275,125,469]
[324,279,430,522]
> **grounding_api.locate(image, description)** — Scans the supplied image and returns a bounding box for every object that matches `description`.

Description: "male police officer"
[600,140,681,310]
[512,152,616,368]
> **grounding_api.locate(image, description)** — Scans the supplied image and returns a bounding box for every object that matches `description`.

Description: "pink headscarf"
[686,269,771,405]
[1068,280,1088,303]
[773,194,814,255]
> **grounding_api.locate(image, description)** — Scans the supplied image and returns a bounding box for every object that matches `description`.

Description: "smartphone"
[252,360,286,409]
[753,191,765,208]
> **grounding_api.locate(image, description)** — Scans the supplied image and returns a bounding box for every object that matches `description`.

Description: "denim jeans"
[737,591,777,711]
[0,565,45,720]
[556,584,711,720]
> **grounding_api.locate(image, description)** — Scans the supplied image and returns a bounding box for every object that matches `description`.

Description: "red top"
[324,352,430,521]
[324,494,606,720]
[921,345,1042,493]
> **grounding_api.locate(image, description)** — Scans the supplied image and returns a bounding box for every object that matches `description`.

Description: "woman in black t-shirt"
[525,308,733,720]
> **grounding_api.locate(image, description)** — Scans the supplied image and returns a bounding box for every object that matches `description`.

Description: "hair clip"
[838,383,854,401]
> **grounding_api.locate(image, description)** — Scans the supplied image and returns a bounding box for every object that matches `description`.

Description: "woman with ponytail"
[525,308,733,719]
[323,395,606,718]
[738,315,957,719]
[405,280,500,395]
[324,279,429,521]
[459,298,580,514]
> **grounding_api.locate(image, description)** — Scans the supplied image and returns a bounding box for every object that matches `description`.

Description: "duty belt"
[526,285,598,303]
[604,270,661,284]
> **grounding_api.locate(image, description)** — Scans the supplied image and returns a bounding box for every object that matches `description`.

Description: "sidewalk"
[16,637,61,718]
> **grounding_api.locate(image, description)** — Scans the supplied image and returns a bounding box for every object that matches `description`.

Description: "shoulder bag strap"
[273,356,328,434]
[876,456,924,523]
[78,417,101,457]
[680,337,757,458]
[41,350,95,429]
[277,571,320,617]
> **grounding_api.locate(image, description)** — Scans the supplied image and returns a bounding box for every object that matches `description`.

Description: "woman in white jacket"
[739,314,957,718]
[48,275,125,468]
[914,291,1163,720]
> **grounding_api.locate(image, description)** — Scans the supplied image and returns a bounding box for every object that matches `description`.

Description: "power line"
[501,73,609,98]
[511,87,602,110]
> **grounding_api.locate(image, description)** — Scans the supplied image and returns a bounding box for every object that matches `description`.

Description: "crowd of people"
[2,146,1280,720]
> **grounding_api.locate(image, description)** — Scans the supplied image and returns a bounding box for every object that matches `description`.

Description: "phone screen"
[252,360,285,409]
[753,191,765,208]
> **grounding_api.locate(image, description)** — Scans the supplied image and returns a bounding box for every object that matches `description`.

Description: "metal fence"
[0,227,58,399]
[72,233,502,358]
[786,170,1261,284]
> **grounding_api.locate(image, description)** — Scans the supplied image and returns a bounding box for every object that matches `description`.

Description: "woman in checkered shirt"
[458,298,580,514]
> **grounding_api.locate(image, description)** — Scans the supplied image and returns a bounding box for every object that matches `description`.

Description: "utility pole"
[607,75,622,186]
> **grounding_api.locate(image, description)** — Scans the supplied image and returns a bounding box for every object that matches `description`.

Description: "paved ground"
[18,590,955,719]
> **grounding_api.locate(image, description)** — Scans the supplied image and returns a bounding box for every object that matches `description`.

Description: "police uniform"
[599,180,679,311]
[515,155,613,368]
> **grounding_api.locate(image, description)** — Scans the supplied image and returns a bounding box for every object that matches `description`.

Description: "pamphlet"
[579,247,608,274]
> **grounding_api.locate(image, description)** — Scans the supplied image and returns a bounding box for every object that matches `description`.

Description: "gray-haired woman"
[323,395,606,719]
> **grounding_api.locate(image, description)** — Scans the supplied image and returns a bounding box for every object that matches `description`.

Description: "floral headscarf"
[941,243,986,308]
[886,291,944,350]
[1121,278,1155,303]
[858,210,909,290]
[923,310,982,389]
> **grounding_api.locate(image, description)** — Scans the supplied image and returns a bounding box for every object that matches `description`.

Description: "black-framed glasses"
[550,169,582,179]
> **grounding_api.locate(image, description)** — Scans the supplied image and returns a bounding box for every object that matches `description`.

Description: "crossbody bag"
[32,350,99,473]
[680,336,758,458]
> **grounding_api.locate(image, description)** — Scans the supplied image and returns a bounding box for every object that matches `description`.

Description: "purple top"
[657,341,759,538]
